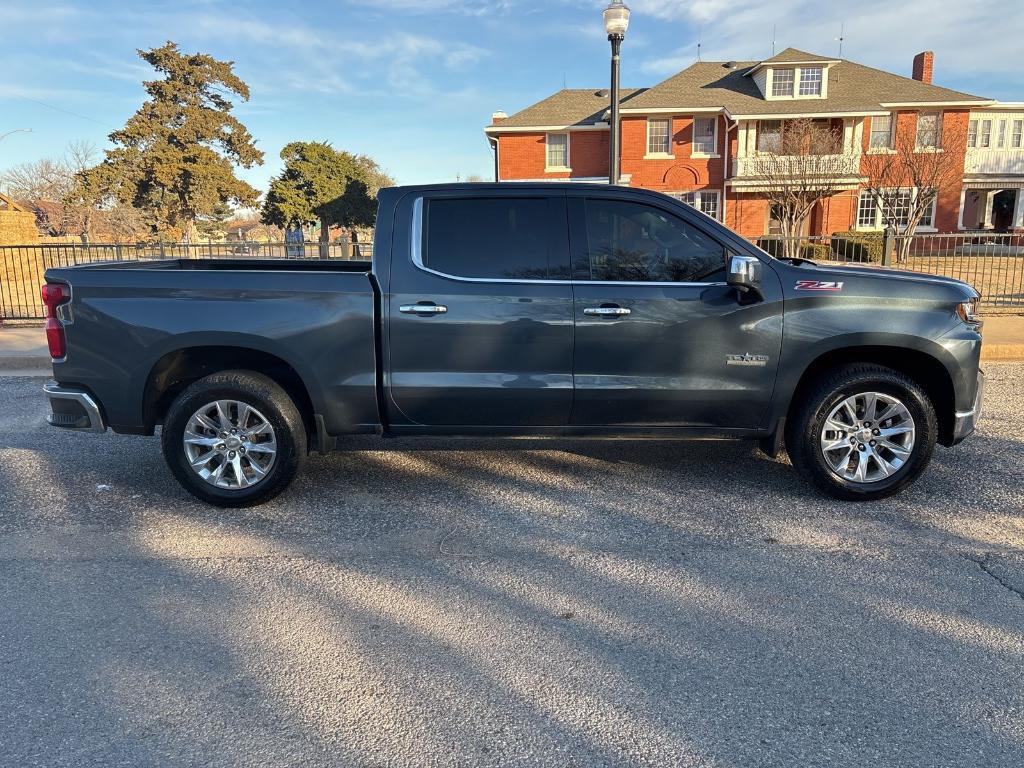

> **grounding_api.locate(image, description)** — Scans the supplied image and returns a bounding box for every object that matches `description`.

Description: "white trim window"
[870,114,894,149]
[692,117,717,155]
[672,190,720,220]
[967,120,978,148]
[545,132,570,171]
[798,66,823,96]
[771,69,794,97]
[980,119,992,148]
[856,188,936,230]
[1014,120,1023,149]
[915,112,942,150]
[647,118,672,156]
[856,192,877,228]
[997,119,1007,148]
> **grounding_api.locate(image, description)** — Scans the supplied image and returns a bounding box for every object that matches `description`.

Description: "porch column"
[983,190,996,229]
[957,188,967,230]
[842,119,855,154]
[851,118,864,156]
[1013,188,1024,229]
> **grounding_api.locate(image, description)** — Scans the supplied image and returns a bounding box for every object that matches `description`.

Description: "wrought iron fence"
[751,231,1024,314]
[3,231,1022,320]
[0,239,372,320]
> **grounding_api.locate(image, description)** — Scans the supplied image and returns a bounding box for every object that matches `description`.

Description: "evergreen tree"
[261,142,393,258]
[79,42,263,239]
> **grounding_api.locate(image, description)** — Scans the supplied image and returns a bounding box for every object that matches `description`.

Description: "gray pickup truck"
[42,183,984,506]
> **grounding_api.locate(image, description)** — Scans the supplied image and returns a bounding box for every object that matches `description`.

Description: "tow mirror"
[727,254,764,303]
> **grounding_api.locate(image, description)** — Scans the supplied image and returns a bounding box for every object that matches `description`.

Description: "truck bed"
[45,260,380,437]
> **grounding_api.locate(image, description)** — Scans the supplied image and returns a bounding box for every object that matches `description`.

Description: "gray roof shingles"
[490,50,989,127]
[490,88,645,128]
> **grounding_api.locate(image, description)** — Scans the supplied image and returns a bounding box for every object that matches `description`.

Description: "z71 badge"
[795,280,844,291]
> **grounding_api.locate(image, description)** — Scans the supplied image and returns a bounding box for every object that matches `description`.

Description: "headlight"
[956,297,982,327]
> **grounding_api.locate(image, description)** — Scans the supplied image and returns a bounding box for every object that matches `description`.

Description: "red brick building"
[486,49,1024,237]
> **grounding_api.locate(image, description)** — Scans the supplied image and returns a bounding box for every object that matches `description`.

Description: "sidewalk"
[977,315,1024,361]
[1,316,1023,376]
[0,326,50,375]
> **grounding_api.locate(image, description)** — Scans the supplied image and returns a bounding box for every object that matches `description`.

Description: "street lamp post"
[0,128,31,143]
[603,0,630,185]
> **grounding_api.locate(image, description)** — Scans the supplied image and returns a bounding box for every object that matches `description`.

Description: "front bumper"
[951,369,984,445]
[44,380,107,433]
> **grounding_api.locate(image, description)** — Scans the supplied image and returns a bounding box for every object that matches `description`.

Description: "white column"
[1013,188,1024,228]
[852,118,864,156]
[842,119,854,154]
[957,188,967,230]
[983,190,997,228]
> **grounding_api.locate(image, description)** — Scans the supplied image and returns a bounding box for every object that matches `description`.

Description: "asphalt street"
[1,366,1023,767]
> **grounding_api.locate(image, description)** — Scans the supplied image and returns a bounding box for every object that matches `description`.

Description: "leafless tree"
[0,142,155,243]
[0,157,72,204]
[861,127,966,262]
[749,118,851,259]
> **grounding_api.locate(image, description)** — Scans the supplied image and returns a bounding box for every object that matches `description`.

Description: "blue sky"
[1,0,1021,191]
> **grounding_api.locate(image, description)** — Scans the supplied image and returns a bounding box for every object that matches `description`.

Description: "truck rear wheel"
[161,370,306,507]
[786,364,937,501]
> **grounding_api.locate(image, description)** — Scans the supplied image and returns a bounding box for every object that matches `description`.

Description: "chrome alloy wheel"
[819,391,916,484]
[183,400,277,490]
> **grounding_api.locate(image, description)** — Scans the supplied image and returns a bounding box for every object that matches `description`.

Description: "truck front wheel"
[786,364,937,501]
[161,370,307,507]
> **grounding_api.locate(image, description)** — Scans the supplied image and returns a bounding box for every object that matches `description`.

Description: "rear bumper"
[951,369,984,445]
[44,380,107,433]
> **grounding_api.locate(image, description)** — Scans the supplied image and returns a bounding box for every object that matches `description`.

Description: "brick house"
[486,48,1024,237]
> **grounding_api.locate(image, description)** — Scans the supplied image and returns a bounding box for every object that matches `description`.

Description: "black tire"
[161,370,306,507]
[785,364,937,501]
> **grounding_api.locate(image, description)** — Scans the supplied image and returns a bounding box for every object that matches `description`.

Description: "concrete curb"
[0,356,51,375]
[982,345,1024,362]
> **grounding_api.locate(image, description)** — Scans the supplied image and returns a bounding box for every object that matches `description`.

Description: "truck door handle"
[583,306,631,317]
[400,303,448,315]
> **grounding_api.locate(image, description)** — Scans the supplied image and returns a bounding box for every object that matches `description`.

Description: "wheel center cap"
[856,427,873,443]
[225,437,242,450]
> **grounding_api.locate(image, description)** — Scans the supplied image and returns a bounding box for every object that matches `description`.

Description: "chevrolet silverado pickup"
[42,183,984,506]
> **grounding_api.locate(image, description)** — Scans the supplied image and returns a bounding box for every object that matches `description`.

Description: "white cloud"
[635,0,1024,87]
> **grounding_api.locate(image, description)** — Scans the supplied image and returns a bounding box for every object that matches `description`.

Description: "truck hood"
[788,260,979,300]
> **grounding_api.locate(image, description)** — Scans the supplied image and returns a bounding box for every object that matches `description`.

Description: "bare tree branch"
[747,119,852,259]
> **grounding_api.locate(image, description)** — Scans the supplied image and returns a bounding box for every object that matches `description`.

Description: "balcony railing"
[729,153,862,179]
[964,149,1024,175]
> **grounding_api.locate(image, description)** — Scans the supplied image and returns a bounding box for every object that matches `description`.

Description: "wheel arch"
[781,342,957,446]
[142,346,317,437]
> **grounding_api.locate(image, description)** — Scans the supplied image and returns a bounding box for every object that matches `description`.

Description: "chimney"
[912,51,934,84]
[491,110,508,124]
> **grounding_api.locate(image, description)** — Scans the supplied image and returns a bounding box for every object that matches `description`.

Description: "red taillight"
[40,283,70,359]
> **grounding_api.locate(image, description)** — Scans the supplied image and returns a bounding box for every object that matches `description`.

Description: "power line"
[15,96,117,131]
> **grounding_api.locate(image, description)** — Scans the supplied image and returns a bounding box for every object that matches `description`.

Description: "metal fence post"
[882,227,895,267]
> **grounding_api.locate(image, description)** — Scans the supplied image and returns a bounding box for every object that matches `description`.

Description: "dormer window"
[771,69,794,97]
[753,54,835,100]
[799,66,823,96]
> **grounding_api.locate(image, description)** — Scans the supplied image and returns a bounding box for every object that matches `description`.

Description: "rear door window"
[422,197,565,280]
[576,198,726,282]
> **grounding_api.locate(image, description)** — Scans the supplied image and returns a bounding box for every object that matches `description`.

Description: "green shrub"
[831,231,884,263]
[801,243,832,261]
[756,237,832,261]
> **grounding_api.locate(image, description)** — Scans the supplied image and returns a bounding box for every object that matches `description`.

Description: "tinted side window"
[580,199,725,282]
[423,197,554,280]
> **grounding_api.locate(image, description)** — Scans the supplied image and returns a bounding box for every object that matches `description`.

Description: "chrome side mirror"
[727,254,764,302]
